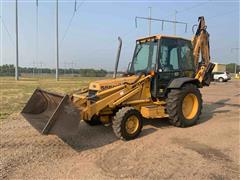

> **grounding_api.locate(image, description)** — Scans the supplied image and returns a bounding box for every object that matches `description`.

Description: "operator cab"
[128,35,196,98]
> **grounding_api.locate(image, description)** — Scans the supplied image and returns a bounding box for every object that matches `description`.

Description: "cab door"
[153,38,182,98]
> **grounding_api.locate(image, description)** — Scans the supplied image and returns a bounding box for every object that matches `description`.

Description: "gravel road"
[1,80,239,179]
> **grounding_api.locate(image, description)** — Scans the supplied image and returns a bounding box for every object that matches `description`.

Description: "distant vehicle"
[212,72,231,82]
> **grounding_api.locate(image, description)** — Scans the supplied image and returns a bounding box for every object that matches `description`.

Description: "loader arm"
[73,74,153,120]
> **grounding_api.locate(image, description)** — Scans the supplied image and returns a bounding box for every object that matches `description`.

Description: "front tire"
[166,84,202,127]
[112,107,143,140]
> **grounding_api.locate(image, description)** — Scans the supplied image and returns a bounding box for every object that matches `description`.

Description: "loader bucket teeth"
[21,88,80,137]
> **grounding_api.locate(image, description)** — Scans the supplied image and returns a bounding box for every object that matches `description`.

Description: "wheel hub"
[125,115,139,134]
[182,93,199,120]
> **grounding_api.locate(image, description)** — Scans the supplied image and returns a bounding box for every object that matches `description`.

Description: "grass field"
[0,76,106,120]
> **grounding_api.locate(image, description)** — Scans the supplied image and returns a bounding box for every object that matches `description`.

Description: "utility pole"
[15,0,19,80]
[64,61,66,76]
[32,62,35,77]
[235,63,237,74]
[40,62,43,77]
[34,0,39,78]
[148,7,152,36]
[135,16,187,34]
[231,48,239,74]
[174,10,177,35]
[71,61,74,77]
[56,0,59,81]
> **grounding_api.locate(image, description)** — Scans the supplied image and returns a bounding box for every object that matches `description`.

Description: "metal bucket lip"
[34,87,64,98]
[21,88,65,114]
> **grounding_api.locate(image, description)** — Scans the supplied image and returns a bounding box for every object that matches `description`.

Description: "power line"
[76,0,85,12]
[74,0,77,12]
[181,8,238,26]
[60,0,85,43]
[163,2,207,19]
[122,2,209,37]
[0,16,15,45]
[60,12,75,43]
[177,2,207,14]
[178,8,238,37]
[207,9,238,20]
[121,28,136,38]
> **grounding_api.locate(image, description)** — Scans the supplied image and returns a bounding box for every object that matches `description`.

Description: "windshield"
[130,40,158,73]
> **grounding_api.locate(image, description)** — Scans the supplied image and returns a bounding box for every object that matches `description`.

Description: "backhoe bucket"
[203,62,215,86]
[21,88,80,137]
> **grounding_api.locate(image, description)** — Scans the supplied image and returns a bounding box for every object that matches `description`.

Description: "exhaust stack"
[113,37,122,78]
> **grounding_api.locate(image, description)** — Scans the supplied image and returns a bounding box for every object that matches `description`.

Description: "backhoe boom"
[192,16,211,67]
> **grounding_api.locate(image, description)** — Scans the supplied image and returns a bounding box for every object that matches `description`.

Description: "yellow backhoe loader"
[22,16,215,140]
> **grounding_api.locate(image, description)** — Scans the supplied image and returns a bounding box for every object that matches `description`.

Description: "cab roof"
[136,34,191,43]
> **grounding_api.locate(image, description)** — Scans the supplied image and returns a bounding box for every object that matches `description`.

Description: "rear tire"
[84,115,102,126]
[166,84,202,127]
[218,77,224,82]
[112,107,143,140]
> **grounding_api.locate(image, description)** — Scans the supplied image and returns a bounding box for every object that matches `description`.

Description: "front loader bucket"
[21,88,80,137]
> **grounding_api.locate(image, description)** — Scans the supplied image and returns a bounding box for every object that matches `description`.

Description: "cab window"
[179,41,195,70]
[130,40,158,73]
[159,38,179,71]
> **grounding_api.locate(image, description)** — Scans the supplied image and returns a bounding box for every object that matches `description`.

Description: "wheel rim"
[182,93,199,120]
[125,115,139,134]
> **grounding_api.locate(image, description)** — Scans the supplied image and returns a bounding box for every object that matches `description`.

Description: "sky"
[0,0,239,71]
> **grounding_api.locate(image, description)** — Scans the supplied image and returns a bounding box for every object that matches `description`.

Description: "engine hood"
[89,75,138,91]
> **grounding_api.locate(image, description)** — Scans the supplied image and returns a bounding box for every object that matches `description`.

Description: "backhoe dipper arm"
[193,16,215,86]
[192,16,210,67]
